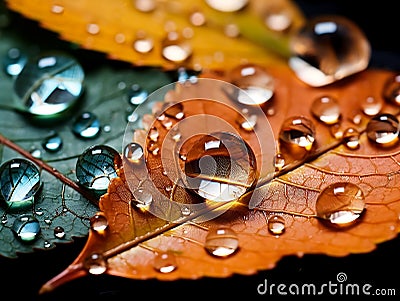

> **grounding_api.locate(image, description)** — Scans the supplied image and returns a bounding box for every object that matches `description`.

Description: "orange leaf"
[39,64,400,294]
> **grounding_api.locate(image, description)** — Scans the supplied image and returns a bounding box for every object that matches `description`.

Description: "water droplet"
[1,215,8,224]
[0,158,41,211]
[343,127,360,149]
[51,4,64,14]
[224,23,240,38]
[160,116,173,129]
[2,47,27,76]
[123,142,144,163]
[383,74,400,106]
[148,127,159,142]
[87,23,100,35]
[289,15,371,87]
[330,122,345,139]
[164,102,185,120]
[189,11,206,27]
[132,188,153,209]
[316,182,365,227]
[72,111,101,139]
[13,52,84,116]
[75,145,122,194]
[205,0,248,12]
[279,116,315,151]
[42,133,63,153]
[181,132,257,202]
[366,113,400,147]
[263,8,292,32]
[133,34,154,54]
[134,0,156,12]
[181,206,191,216]
[274,153,285,171]
[147,141,160,156]
[267,215,286,235]
[310,95,341,125]
[30,148,42,159]
[361,96,382,116]
[153,252,178,273]
[127,84,148,105]
[12,214,41,242]
[236,113,257,132]
[84,253,107,275]
[162,32,192,63]
[229,63,274,105]
[204,227,239,257]
[54,226,65,239]
[90,212,109,232]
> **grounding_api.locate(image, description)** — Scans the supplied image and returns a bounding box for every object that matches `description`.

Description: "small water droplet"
[84,253,107,275]
[383,74,400,106]
[164,102,185,120]
[30,148,42,159]
[132,188,153,209]
[181,132,257,202]
[274,153,285,171]
[153,252,178,273]
[205,0,248,12]
[267,215,286,235]
[361,96,382,116]
[51,4,64,14]
[263,8,292,32]
[189,11,206,27]
[1,215,8,224]
[310,95,341,125]
[90,212,109,232]
[181,206,191,216]
[44,240,52,248]
[162,32,192,63]
[35,207,43,216]
[87,23,100,35]
[123,142,144,163]
[42,133,63,153]
[229,63,274,105]
[2,47,27,76]
[160,116,173,129]
[204,227,239,257]
[75,145,122,194]
[316,182,365,227]
[366,113,400,147]
[224,23,240,38]
[330,122,345,139]
[12,214,41,242]
[54,226,65,239]
[343,127,360,149]
[148,127,159,142]
[127,84,148,105]
[72,111,101,139]
[237,113,257,132]
[134,0,156,12]
[279,116,315,151]
[0,158,41,211]
[13,52,84,117]
[133,33,154,54]
[289,15,371,87]
[147,141,160,156]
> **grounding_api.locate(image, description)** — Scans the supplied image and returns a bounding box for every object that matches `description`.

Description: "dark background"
[1,1,399,300]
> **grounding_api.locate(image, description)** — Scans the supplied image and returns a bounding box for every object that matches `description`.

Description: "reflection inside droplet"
[279,116,315,151]
[84,253,107,275]
[12,214,41,242]
[72,112,101,139]
[124,142,144,163]
[366,113,400,147]
[267,214,286,235]
[310,95,341,125]
[90,212,109,232]
[204,227,239,257]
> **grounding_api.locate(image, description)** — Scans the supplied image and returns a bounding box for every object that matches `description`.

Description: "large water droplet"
[181,132,257,202]
[289,15,371,87]
[310,95,341,125]
[366,113,400,147]
[0,158,41,211]
[84,253,107,275]
[383,74,400,106]
[316,182,365,227]
[13,52,85,116]
[279,116,315,151]
[229,63,274,106]
[205,0,248,12]
[72,111,101,139]
[2,47,27,76]
[90,212,109,232]
[153,252,178,273]
[12,214,41,242]
[204,227,239,257]
[75,145,122,194]
[42,132,63,153]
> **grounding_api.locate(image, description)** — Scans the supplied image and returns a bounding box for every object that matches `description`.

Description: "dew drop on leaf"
[90,211,108,233]
[288,15,371,87]
[366,113,400,147]
[316,182,365,227]
[310,95,341,125]
[53,226,66,239]
[75,145,122,194]
[42,132,63,153]
[13,52,84,116]
[2,47,27,76]
[382,74,400,106]
[123,142,144,163]
[267,214,286,235]
[181,131,257,202]
[127,84,148,105]
[164,102,185,120]
[279,116,315,151]
[84,253,107,275]
[132,188,153,209]
[361,96,382,116]
[153,252,178,274]
[161,31,192,63]
[12,214,41,242]
[132,33,154,54]
[0,158,41,211]
[72,111,101,139]
[274,153,285,171]
[204,227,239,257]
[205,0,248,12]
[342,127,360,150]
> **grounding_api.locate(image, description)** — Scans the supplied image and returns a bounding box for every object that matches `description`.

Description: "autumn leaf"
[5,0,306,70]
[38,63,400,293]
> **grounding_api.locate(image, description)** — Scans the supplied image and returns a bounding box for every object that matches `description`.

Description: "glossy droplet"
[123,142,144,163]
[382,74,400,106]
[267,215,286,235]
[205,0,248,12]
[289,15,371,87]
[42,133,63,153]
[153,252,178,273]
[361,96,382,116]
[75,145,122,193]
[134,0,156,12]
[343,127,360,149]
[274,153,285,171]
[53,226,65,239]
[133,35,154,54]
[189,11,206,27]
[181,206,191,216]
[279,116,316,151]
[204,227,239,257]
[51,4,64,14]
[84,253,107,275]
[162,32,192,63]
[90,212,109,232]
[164,102,185,120]
[30,148,42,159]
[263,8,292,33]
[13,52,84,116]
[12,214,41,242]
[310,95,341,125]
[330,122,345,139]
[229,63,274,105]
[0,158,41,211]
[127,84,148,105]
[182,132,257,202]
[132,188,153,209]
[366,113,400,147]
[236,111,257,132]
[2,47,27,76]
[72,111,101,139]
[148,127,159,142]
[316,182,365,227]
